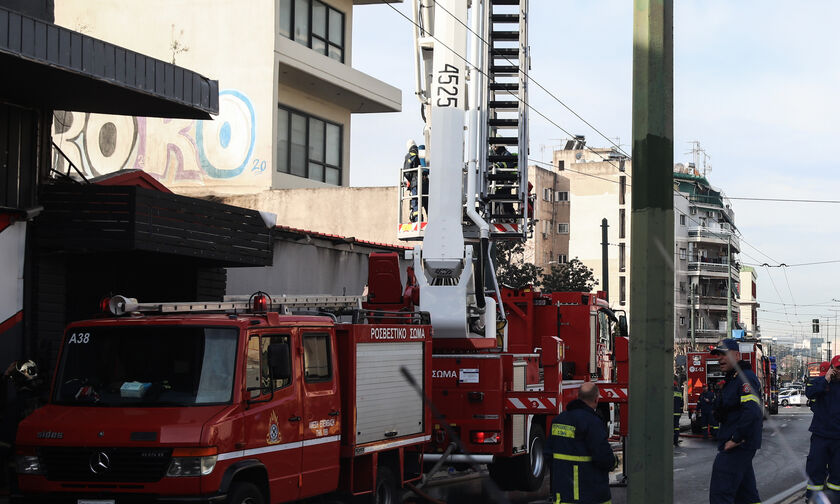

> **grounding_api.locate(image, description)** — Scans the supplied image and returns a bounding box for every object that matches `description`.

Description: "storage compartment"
[355,342,425,444]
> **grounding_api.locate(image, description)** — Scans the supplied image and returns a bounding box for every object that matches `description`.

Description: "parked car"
[779,389,806,406]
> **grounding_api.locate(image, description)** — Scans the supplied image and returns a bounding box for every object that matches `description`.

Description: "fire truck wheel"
[517,423,547,491]
[227,481,264,504]
[371,465,398,504]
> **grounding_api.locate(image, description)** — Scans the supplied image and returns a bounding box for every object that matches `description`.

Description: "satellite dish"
[575,152,582,160]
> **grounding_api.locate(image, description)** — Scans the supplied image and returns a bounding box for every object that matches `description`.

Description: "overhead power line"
[384,3,630,177]
[728,197,840,204]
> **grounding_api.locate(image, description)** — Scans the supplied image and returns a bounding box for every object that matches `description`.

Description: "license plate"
[78,500,115,504]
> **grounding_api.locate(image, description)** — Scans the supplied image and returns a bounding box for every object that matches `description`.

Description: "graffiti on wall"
[53,89,266,184]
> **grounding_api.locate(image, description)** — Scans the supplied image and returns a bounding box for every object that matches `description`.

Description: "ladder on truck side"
[482,0,530,239]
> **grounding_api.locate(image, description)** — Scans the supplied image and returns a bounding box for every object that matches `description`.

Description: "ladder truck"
[394,0,630,491]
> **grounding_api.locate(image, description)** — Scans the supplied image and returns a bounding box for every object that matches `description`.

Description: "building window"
[690,206,697,215]
[679,281,685,293]
[679,248,686,260]
[680,316,685,326]
[558,223,569,234]
[618,209,626,239]
[680,213,686,225]
[619,276,626,305]
[555,191,569,202]
[303,333,332,382]
[542,220,551,235]
[558,254,567,264]
[279,0,345,62]
[619,243,625,272]
[619,176,626,205]
[277,105,342,185]
[543,188,552,201]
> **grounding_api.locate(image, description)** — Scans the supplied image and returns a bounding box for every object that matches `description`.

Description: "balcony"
[688,227,740,252]
[688,260,740,278]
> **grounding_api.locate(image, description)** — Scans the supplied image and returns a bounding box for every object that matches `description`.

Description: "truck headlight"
[166,447,218,477]
[15,448,44,475]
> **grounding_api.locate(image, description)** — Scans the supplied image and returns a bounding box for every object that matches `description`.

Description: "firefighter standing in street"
[547,381,618,504]
[674,380,683,446]
[708,338,763,504]
[700,384,719,440]
[804,355,840,501]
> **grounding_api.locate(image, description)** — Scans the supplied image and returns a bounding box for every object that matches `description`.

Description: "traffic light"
[813,319,820,334]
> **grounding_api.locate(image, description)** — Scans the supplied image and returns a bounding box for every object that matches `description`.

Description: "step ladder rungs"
[489,137,519,145]
[491,14,520,23]
[489,82,519,91]
[488,100,519,109]
[490,65,520,74]
[488,154,519,163]
[490,31,520,41]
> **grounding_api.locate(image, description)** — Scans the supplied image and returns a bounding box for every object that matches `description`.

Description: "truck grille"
[40,447,172,482]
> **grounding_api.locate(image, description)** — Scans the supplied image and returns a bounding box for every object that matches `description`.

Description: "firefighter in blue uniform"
[402,140,428,222]
[547,382,617,504]
[804,355,840,501]
[674,380,683,445]
[708,338,763,504]
[700,384,719,440]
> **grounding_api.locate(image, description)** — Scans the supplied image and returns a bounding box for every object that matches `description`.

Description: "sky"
[349,1,840,351]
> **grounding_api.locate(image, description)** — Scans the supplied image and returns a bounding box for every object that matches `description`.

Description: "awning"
[36,183,273,267]
[0,6,218,119]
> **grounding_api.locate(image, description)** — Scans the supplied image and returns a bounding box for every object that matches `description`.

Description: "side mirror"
[268,343,291,381]
[618,315,629,337]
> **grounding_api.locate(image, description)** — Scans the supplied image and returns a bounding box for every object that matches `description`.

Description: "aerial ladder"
[398,0,530,342]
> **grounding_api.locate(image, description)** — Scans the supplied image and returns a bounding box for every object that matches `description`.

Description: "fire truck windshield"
[53,326,238,406]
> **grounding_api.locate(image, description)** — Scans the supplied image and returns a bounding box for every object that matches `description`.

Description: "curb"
[764,481,806,504]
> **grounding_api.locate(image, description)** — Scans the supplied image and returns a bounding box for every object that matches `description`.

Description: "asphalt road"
[412,406,813,504]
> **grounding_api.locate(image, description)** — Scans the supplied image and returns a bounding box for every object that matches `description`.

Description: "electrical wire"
[384,2,630,178]
[728,197,840,204]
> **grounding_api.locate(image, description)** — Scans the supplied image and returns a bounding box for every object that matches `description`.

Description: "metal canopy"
[0,7,218,119]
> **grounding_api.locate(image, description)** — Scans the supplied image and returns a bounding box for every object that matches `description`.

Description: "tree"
[493,241,543,290]
[541,258,598,293]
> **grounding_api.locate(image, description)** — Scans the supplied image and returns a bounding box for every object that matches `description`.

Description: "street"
[413,407,812,504]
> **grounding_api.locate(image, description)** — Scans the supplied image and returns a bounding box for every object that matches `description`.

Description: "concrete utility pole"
[690,283,696,348]
[602,218,610,299]
[628,1,674,504]
[726,235,732,338]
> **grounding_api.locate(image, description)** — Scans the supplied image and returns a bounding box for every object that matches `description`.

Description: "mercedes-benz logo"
[89,451,111,474]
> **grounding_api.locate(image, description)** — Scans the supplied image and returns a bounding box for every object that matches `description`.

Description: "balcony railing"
[687,227,740,250]
[689,194,724,207]
[688,260,740,275]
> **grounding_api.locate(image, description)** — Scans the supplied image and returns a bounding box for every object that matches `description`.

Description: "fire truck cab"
[14,295,432,504]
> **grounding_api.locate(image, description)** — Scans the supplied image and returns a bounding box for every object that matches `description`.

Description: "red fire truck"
[14,293,433,503]
[686,340,776,432]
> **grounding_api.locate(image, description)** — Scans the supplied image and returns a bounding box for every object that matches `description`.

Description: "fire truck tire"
[227,481,264,504]
[489,424,546,491]
[369,465,399,504]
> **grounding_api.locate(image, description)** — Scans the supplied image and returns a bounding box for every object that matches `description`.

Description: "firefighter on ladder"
[547,382,618,504]
[674,380,683,446]
[403,140,428,223]
[804,355,840,502]
[708,338,763,504]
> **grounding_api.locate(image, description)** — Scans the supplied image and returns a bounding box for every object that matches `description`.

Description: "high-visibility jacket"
[806,375,840,439]
[673,387,684,414]
[714,362,763,451]
[546,399,616,504]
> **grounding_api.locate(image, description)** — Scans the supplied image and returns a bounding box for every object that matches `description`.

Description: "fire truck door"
[243,333,302,502]
[299,329,341,498]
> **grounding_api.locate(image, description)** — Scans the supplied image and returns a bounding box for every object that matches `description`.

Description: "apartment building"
[738,266,760,338]
[52,0,401,196]
[673,168,741,350]
[525,163,570,271]
[556,141,631,311]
